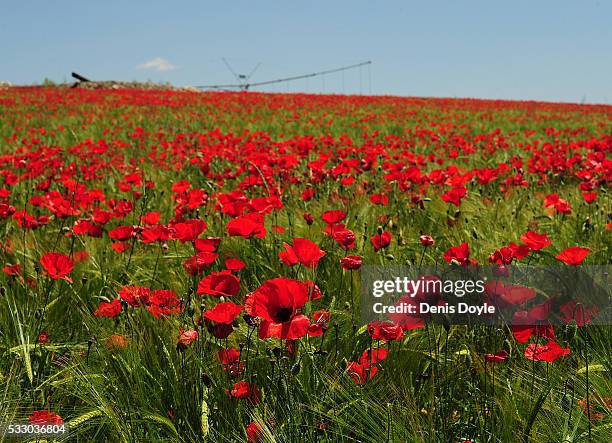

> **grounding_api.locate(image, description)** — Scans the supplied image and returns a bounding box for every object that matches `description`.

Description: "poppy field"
[0,87,611,442]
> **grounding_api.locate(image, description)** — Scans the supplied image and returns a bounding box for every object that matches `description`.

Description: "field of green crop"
[0,87,610,442]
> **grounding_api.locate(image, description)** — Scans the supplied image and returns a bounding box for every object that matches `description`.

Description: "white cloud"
[137,57,177,71]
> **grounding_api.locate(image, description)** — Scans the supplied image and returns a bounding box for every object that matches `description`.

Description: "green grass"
[0,88,610,442]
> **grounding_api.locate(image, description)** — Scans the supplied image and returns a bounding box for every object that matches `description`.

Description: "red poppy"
[443,242,470,266]
[340,255,362,270]
[368,320,403,342]
[28,410,63,425]
[92,209,113,224]
[250,196,282,214]
[226,213,266,239]
[419,235,435,246]
[203,302,243,324]
[556,246,590,265]
[111,242,129,253]
[173,219,207,242]
[507,242,532,260]
[218,348,241,365]
[246,277,310,340]
[94,299,122,317]
[141,225,171,243]
[524,341,570,362]
[554,200,572,214]
[197,272,241,297]
[441,186,467,206]
[147,289,181,318]
[560,301,598,327]
[246,421,263,442]
[183,252,218,276]
[119,286,151,308]
[301,188,315,201]
[2,263,21,276]
[519,230,551,251]
[141,211,161,225]
[360,348,389,366]
[485,350,509,362]
[543,194,560,208]
[307,310,330,337]
[279,238,326,268]
[582,192,597,204]
[333,228,356,250]
[119,285,151,307]
[370,193,389,206]
[510,310,556,343]
[544,194,572,214]
[305,280,323,300]
[387,296,425,331]
[229,381,261,405]
[321,209,346,225]
[108,225,135,241]
[203,318,234,339]
[257,314,310,340]
[370,231,391,252]
[177,329,198,350]
[218,348,244,375]
[195,237,222,252]
[485,281,537,306]
[73,250,89,264]
[347,361,377,385]
[73,219,103,237]
[40,252,74,282]
[171,180,191,194]
[488,246,515,265]
[225,258,245,272]
[347,348,389,384]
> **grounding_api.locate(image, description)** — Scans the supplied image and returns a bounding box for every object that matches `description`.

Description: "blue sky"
[2,1,611,103]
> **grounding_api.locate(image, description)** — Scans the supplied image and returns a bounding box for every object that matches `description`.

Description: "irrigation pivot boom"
[197,60,372,91]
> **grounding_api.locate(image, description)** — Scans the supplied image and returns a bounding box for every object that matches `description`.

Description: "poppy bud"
[39,331,51,344]
[385,254,394,261]
[291,363,301,375]
[442,316,450,332]
[201,373,212,387]
[565,320,578,343]
[419,235,435,246]
[243,314,258,327]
